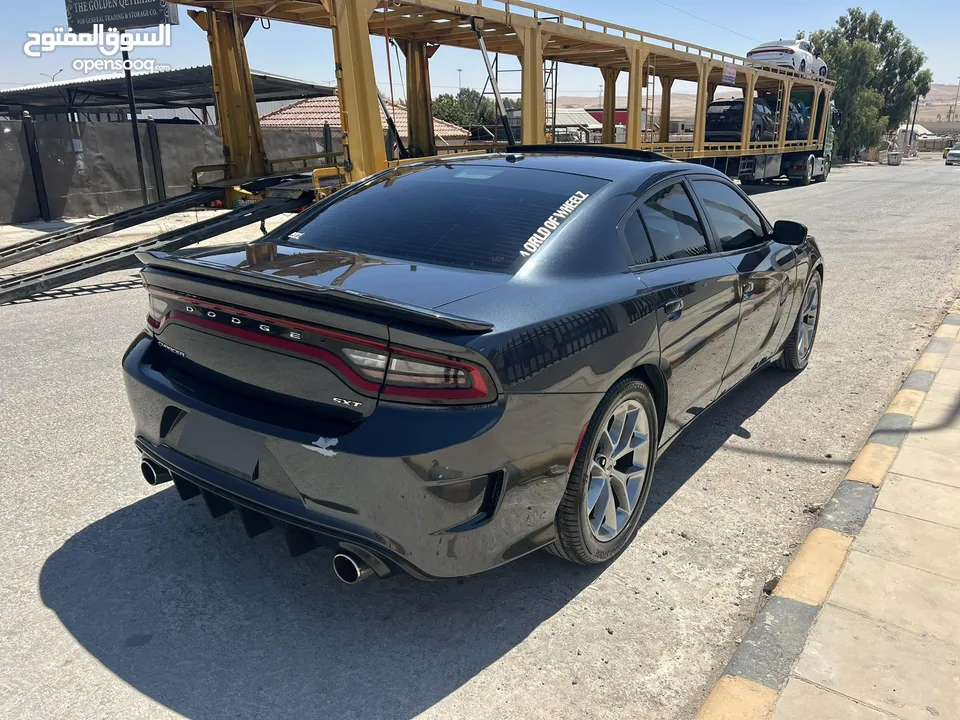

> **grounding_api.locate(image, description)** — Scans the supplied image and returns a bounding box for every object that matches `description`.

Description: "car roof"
[752,39,803,48]
[408,148,712,185]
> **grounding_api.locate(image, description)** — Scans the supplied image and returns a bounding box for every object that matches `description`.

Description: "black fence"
[0,118,341,224]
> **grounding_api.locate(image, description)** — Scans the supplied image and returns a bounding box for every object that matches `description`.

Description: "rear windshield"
[707,102,743,115]
[285,163,607,273]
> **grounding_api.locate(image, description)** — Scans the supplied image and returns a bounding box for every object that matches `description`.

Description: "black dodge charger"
[124,147,823,583]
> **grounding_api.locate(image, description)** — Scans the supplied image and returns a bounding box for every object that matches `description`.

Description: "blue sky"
[3,0,957,99]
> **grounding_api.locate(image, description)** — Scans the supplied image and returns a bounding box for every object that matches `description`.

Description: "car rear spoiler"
[136,251,495,334]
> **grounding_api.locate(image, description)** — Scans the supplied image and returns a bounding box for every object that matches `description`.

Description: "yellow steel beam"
[601,67,620,144]
[818,88,833,146]
[659,76,673,143]
[740,69,758,147]
[191,9,267,179]
[625,45,648,148]
[806,87,822,145]
[518,26,546,144]
[398,40,438,157]
[329,0,386,182]
[776,79,795,148]
[692,59,710,151]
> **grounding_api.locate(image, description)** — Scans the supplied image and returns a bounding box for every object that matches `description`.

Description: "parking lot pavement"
[1,158,959,720]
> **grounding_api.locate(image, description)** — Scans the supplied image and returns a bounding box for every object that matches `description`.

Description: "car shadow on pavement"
[643,369,802,520]
[39,369,804,720]
[38,487,603,720]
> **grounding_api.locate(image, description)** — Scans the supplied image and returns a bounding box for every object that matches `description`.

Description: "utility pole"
[457,68,463,91]
[953,77,960,123]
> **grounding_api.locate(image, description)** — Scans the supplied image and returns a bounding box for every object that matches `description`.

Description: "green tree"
[431,87,515,128]
[432,93,473,127]
[810,8,932,158]
[808,31,887,160]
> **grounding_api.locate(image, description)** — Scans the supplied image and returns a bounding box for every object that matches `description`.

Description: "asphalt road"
[2,158,959,720]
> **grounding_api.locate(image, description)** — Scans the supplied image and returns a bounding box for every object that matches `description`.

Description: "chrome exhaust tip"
[332,552,375,584]
[140,459,172,486]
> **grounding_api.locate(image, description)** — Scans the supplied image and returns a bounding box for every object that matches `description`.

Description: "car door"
[621,178,741,442]
[689,177,797,394]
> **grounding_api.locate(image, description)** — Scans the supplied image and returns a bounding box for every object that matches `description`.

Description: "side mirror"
[774,220,808,245]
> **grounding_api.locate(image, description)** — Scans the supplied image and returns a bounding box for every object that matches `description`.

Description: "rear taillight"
[343,346,493,404]
[146,288,496,406]
[146,294,169,330]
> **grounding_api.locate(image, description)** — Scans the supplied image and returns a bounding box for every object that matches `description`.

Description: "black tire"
[751,125,761,142]
[815,160,831,182]
[799,59,806,73]
[778,271,821,372]
[799,155,814,186]
[549,378,659,565]
[819,66,828,77]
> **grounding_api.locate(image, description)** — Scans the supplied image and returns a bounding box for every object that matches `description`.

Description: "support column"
[818,89,833,146]
[776,79,795,148]
[658,77,673,143]
[707,82,718,103]
[399,40,438,157]
[190,9,266,179]
[740,70,758,148]
[692,60,711,151]
[517,26,545,145]
[806,87,822,146]
[626,45,649,149]
[329,0,385,182]
[601,67,619,144]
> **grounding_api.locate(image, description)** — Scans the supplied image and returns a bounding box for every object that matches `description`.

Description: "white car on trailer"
[747,39,828,77]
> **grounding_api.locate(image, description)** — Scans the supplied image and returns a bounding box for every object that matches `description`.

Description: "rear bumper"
[122,334,599,579]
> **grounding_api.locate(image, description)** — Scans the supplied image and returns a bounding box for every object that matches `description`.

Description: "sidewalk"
[697,301,960,720]
[776,310,960,718]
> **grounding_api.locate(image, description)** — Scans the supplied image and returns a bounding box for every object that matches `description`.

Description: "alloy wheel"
[797,280,820,361]
[586,399,651,541]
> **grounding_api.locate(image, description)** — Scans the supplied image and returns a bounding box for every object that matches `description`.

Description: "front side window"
[639,183,709,262]
[693,180,766,252]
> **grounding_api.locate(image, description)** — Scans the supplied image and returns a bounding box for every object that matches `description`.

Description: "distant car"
[705,98,776,143]
[747,39,827,77]
[760,99,811,141]
[124,148,824,582]
[945,143,960,164]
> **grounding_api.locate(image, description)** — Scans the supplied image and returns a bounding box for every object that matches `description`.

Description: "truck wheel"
[815,160,831,182]
[549,378,659,565]
[799,156,814,186]
[800,59,806,73]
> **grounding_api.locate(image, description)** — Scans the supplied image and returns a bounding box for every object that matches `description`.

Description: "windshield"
[283,162,607,274]
[707,102,742,115]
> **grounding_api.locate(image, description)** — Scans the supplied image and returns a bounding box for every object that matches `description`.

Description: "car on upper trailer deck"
[747,39,828,77]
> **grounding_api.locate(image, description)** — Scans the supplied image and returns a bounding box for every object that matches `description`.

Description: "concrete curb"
[694,300,960,720]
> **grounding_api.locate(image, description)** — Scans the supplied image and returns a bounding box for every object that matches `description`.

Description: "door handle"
[742,281,755,300]
[663,299,684,320]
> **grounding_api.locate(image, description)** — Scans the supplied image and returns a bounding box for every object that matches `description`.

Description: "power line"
[652,0,760,44]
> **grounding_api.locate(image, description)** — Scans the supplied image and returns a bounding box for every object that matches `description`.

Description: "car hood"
[170,242,512,309]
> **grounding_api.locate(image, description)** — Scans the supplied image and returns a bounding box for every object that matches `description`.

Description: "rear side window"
[639,183,709,262]
[692,180,766,252]
[287,163,607,273]
[621,211,655,265]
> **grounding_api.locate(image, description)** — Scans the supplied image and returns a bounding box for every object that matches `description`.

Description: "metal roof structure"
[0,65,335,117]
